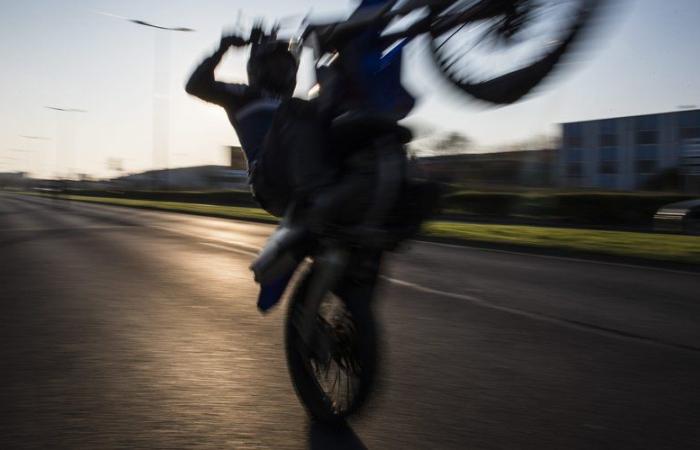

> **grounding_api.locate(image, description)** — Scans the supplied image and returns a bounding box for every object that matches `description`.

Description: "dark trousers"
[252,98,338,217]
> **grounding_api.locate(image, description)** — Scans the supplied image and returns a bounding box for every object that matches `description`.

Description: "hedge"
[60,188,697,229]
[436,191,696,227]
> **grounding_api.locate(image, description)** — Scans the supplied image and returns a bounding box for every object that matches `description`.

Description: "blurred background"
[2,1,700,449]
[2,1,700,232]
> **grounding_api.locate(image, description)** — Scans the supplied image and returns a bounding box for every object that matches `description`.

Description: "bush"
[61,188,698,229]
[440,190,696,227]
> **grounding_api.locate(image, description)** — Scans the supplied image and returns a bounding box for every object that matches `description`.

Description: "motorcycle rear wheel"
[285,270,378,425]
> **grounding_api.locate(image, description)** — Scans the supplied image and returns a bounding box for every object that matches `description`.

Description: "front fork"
[297,245,349,355]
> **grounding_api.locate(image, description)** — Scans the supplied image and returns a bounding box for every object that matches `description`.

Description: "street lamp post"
[19,135,52,179]
[96,12,195,189]
[46,106,87,180]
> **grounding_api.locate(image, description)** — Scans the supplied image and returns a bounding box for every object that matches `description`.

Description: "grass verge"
[423,221,700,265]
[21,192,700,266]
[27,193,277,224]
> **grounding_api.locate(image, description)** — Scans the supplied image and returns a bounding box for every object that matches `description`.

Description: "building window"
[635,116,659,174]
[600,147,617,160]
[567,163,583,177]
[680,128,700,140]
[600,174,616,189]
[565,145,583,178]
[635,115,658,146]
[599,119,617,147]
[601,134,617,147]
[600,161,618,174]
[635,146,657,174]
[564,123,583,148]
[636,160,656,173]
[563,125,584,179]
[566,147,582,162]
[637,146,657,160]
[599,147,618,174]
[679,110,700,140]
[566,135,582,147]
[637,130,657,145]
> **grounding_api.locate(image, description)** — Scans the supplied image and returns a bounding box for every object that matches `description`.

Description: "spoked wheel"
[429,0,606,103]
[285,272,378,425]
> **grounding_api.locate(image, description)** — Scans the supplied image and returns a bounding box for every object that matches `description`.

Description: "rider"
[185,27,334,217]
[185,1,418,226]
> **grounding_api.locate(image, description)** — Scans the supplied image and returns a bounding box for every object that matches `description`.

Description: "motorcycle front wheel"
[285,270,378,425]
[429,0,607,104]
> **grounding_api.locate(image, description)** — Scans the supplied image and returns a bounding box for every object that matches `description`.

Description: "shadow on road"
[308,421,367,450]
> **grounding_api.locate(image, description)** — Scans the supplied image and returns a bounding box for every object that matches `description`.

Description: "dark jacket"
[185,46,283,168]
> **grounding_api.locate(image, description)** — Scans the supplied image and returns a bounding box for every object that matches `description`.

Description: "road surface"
[1,193,699,449]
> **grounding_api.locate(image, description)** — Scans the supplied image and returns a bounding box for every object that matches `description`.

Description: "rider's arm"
[185,35,249,108]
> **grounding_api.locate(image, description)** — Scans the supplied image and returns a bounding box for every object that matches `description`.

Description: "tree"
[433,132,472,154]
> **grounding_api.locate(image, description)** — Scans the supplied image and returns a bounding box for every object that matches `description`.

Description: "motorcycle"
[248,0,606,424]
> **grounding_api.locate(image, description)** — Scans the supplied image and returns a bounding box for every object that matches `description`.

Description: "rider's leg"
[273,98,337,195]
[253,98,335,217]
[260,98,391,230]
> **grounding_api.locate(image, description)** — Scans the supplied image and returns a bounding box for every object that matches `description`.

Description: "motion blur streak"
[1,193,699,449]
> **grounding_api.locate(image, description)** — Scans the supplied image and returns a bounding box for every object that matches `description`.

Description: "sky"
[1,0,699,178]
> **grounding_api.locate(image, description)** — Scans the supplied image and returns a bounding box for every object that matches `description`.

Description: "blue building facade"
[558,109,700,190]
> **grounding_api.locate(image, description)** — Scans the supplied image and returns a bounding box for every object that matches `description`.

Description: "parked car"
[654,199,700,235]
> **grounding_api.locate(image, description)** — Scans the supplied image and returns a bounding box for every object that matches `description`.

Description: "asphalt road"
[1,193,699,449]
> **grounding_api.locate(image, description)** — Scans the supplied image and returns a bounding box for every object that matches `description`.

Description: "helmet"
[247,38,301,97]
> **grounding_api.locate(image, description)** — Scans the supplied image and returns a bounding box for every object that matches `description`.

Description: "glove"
[219,33,247,50]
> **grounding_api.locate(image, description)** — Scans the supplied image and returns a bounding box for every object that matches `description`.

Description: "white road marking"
[200,242,259,257]
[383,276,586,324]
[191,233,699,353]
[378,276,699,353]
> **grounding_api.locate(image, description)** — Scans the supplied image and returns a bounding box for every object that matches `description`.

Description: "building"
[681,138,700,192]
[415,149,555,187]
[558,109,700,191]
[0,172,26,188]
[111,165,248,190]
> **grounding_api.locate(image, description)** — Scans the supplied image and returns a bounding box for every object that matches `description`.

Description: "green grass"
[424,221,700,265]
[20,192,700,266]
[27,193,278,224]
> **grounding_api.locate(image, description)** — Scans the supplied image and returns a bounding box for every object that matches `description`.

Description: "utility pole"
[95,12,195,189]
[46,106,87,180]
